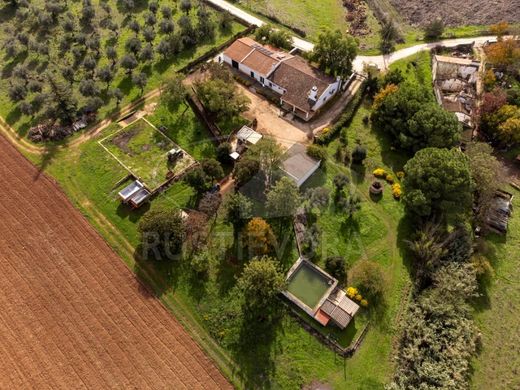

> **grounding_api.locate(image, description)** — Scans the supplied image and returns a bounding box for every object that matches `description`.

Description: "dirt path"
[0,88,162,157]
[0,134,232,389]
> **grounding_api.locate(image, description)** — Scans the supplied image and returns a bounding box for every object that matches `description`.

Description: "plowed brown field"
[388,0,520,27]
[0,134,232,389]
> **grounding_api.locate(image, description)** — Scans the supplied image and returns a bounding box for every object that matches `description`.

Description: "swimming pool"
[286,261,332,310]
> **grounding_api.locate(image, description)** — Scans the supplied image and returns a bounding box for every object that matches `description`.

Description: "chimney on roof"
[308,86,318,101]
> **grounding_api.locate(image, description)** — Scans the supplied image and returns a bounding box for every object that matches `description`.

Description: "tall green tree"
[195,78,250,120]
[223,192,253,239]
[465,142,504,222]
[402,148,473,218]
[236,257,286,320]
[161,73,188,107]
[266,177,301,220]
[138,208,185,261]
[311,29,358,78]
[248,138,283,190]
[372,83,459,152]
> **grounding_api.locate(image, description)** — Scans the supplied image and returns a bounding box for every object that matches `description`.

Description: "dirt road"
[237,84,311,149]
[0,134,232,389]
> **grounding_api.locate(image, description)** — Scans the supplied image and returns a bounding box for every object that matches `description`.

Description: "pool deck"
[282,258,338,318]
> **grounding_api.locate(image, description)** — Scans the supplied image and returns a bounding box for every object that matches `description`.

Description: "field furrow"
[0,134,232,389]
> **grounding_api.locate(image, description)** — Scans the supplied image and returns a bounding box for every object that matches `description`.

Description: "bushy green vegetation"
[0,0,244,137]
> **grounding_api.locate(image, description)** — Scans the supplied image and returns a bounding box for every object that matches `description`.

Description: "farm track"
[0,135,232,389]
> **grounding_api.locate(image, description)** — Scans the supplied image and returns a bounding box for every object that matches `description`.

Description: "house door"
[231,60,239,69]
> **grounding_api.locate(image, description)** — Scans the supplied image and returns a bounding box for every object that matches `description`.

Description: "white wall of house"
[221,53,287,94]
[221,53,269,85]
[312,80,341,111]
[265,79,286,95]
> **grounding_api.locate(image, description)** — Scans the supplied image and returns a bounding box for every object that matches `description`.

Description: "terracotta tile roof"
[269,57,336,113]
[225,38,337,113]
[223,39,254,63]
[241,49,279,76]
[314,309,331,326]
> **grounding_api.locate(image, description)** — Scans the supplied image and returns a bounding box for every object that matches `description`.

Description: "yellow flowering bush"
[355,294,363,302]
[346,286,358,298]
[392,183,402,199]
[373,168,386,177]
[360,299,368,307]
[386,174,394,184]
[396,171,405,179]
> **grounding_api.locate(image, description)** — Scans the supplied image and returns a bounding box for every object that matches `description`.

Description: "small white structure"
[118,180,144,202]
[236,125,262,145]
[118,180,151,208]
[222,38,342,121]
[280,144,321,187]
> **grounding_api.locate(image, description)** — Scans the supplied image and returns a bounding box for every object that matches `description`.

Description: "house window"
[269,82,273,87]
[329,89,335,95]
[231,60,239,69]
[260,76,264,84]
[250,71,255,78]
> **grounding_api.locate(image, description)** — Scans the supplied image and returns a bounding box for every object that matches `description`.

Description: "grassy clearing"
[237,0,349,40]
[471,192,520,390]
[148,101,217,160]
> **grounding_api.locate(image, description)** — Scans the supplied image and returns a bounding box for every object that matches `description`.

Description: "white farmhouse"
[221,38,342,121]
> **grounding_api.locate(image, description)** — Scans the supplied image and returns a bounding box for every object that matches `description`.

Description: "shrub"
[325,256,346,281]
[351,145,367,164]
[306,144,327,161]
[373,168,386,177]
[424,18,444,40]
[190,252,211,275]
[392,183,402,199]
[349,260,387,302]
[386,174,394,183]
[360,299,368,307]
[346,286,358,298]
[396,171,405,179]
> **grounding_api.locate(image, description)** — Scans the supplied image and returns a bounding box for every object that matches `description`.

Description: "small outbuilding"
[118,180,144,202]
[236,125,262,145]
[484,190,514,235]
[281,143,321,187]
[118,180,151,208]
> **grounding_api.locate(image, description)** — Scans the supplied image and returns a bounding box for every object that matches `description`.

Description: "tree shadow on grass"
[232,312,282,389]
[34,142,61,180]
[187,269,209,303]
[215,244,244,297]
[396,214,416,280]
[350,163,366,185]
[133,244,182,297]
[116,201,150,223]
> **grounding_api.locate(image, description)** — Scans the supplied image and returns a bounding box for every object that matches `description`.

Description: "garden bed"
[100,118,194,191]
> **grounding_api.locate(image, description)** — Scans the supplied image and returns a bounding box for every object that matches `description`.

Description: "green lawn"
[0,0,245,137]
[237,0,349,40]
[471,192,520,390]
[148,101,218,160]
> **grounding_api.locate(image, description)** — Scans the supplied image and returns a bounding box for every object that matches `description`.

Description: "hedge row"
[315,82,367,145]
